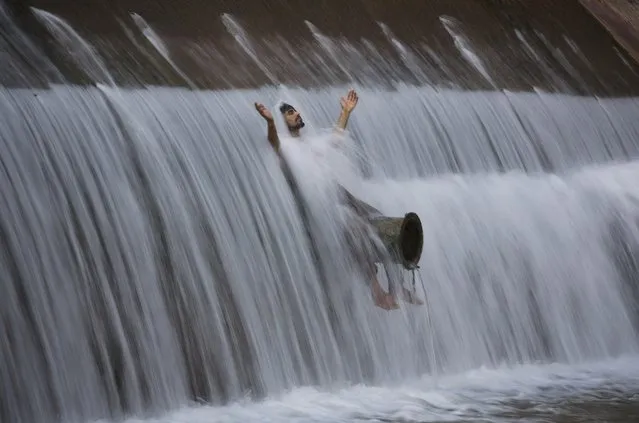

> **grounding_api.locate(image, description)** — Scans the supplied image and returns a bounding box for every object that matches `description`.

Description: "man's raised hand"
[340,89,359,113]
[255,102,273,121]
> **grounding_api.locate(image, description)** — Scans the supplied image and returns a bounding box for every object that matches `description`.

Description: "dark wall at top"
[3,0,639,95]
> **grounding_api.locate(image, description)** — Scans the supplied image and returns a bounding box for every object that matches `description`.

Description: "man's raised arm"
[335,89,359,132]
[255,102,280,153]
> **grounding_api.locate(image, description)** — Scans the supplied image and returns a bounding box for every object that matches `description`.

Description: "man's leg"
[372,277,400,310]
[368,264,399,310]
[382,263,424,307]
[343,210,399,310]
[400,286,424,305]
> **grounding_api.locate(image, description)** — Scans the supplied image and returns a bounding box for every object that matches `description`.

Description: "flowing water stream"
[2,2,639,423]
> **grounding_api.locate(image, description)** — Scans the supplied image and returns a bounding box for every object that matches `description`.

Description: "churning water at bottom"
[104,355,639,423]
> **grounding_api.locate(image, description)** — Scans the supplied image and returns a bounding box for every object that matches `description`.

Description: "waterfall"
[2,2,639,423]
[2,83,639,423]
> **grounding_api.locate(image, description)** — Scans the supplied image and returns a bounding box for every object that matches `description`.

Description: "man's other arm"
[255,102,281,153]
[335,89,359,132]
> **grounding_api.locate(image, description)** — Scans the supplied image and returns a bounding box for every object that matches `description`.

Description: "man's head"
[279,103,305,133]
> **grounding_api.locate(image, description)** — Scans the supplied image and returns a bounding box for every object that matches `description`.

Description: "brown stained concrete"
[3,0,639,95]
[580,0,639,66]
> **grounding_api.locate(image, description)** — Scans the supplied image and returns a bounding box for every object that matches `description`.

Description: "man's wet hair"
[279,103,296,114]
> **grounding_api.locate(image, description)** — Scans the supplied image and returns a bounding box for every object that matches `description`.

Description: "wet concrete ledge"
[3,0,639,96]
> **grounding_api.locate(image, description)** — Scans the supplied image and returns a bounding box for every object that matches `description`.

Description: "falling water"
[221,13,279,85]
[3,2,639,423]
[129,12,197,89]
[439,16,497,89]
[30,8,116,87]
[3,82,639,423]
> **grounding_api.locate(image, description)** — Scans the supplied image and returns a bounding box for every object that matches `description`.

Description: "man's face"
[282,106,305,131]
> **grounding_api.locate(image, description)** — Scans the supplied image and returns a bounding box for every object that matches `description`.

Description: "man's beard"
[288,119,305,131]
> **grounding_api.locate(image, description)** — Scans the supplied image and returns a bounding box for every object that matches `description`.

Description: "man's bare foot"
[374,293,400,310]
[401,287,424,306]
[370,275,400,310]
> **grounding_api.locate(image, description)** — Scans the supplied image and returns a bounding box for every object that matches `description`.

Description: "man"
[254,90,421,310]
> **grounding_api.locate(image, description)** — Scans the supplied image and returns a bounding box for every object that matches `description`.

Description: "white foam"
[109,355,639,423]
